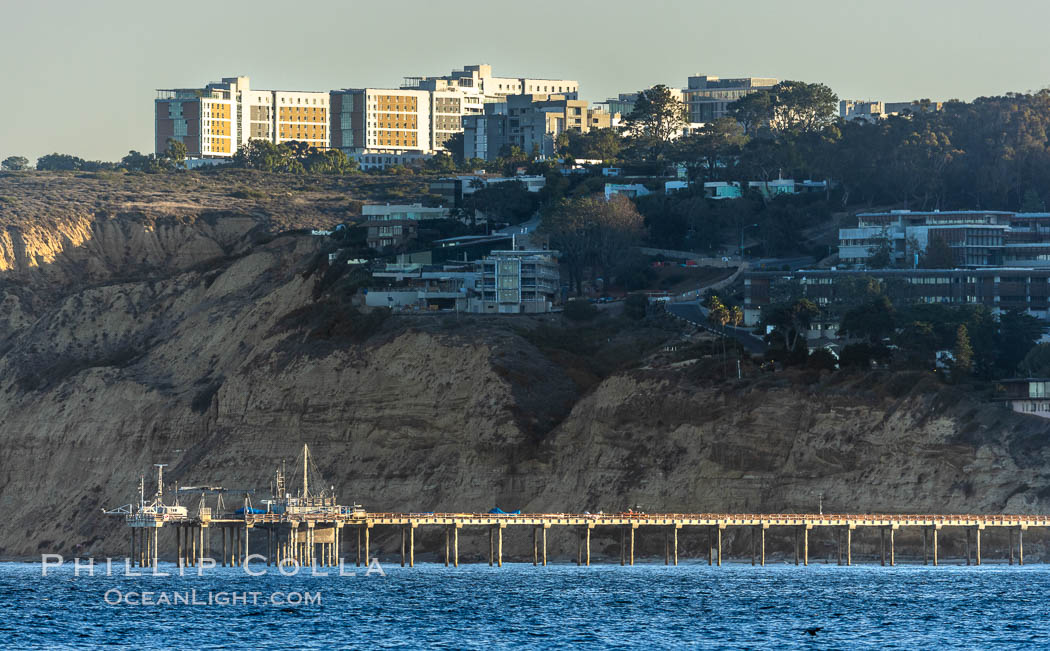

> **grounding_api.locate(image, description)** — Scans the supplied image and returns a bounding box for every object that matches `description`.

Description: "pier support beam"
[445,527,450,568]
[586,525,592,567]
[498,525,503,568]
[629,525,635,566]
[665,530,669,566]
[932,527,939,566]
[673,525,679,566]
[880,528,886,566]
[890,527,896,566]
[1019,527,1025,566]
[489,527,494,567]
[410,525,415,568]
[542,525,548,567]
[533,527,538,566]
[751,527,756,566]
[620,528,626,566]
[803,526,809,566]
[577,528,582,567]
[966,528,971,566]
[846,527,852,566]
[365,525,371,566]
[453,524,459,568]
[837,528,842,566]
[976,527,982,566]
[793,528,799,566]
[760,525,766,567]
[1010,529,1015,566]
[243,525,250,567]
[400,527,406,568]
[709,529,714,566]
[717,526,723,567]
[923,528,928,565]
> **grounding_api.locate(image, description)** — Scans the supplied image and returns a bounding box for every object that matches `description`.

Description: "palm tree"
[707,295,731,376]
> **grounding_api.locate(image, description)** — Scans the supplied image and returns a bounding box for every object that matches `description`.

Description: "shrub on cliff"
[563,299,598,322]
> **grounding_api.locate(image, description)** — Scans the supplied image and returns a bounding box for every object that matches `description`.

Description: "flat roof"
[745,267,1050,277]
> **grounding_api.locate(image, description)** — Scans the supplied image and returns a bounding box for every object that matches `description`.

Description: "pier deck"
[121,511,1045,570]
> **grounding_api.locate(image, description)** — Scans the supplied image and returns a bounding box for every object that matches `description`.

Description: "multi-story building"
[362,203,450,250]
[474,249,560,313]
[330,88,431,158]
[402,64,578,101]
[743,267,1050,323]
[273,91,329,150]
[837,210,1050,268]
[595,93,640,118]
[364,247,560,314]
[681,75,777,123]
[462,93,612,161]
[840,99,945,122]
[155,76,328,158]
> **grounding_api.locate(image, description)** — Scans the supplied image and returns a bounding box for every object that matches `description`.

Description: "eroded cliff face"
[1,181,1050,561]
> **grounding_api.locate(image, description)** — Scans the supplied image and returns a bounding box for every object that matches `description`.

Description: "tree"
[541,194,646,294]
[763,298,821,352]
[952,324,974,377]
[1021,189,1046,213]
[1,156,29,171]
[839,296,895,344]
[620,85,686,161]
[558,129,623,162]
[707,295,732,375]
[305,148,358,175]
[463,181,540,226]
[729,81,837,136]
[120,150,164,173]
[997,309,1044,374]
[674,118,749,182]
[919,235,955,268]
[866,232,894,269]
[624,293,647,320]
[442,132,465,165]
[36,153,85,171]
[162,138,187,169]
[1020,343,1050,377]
[769,81,838,135]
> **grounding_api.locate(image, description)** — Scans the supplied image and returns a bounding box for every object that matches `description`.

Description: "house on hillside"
[996,379,1050,419]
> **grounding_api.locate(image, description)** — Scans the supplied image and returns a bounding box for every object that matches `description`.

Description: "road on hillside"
[665,301,768,355]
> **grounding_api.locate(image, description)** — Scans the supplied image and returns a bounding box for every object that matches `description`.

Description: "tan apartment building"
[330,88,433,168]
[155,76,328,158]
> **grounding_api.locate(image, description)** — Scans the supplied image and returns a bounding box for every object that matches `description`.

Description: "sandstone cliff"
[1,171,1049,563]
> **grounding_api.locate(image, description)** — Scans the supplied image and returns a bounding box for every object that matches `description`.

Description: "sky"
[3,0,1050,162]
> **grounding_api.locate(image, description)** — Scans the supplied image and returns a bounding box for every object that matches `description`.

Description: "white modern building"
[402,64,578,102]
[155,76,328,158]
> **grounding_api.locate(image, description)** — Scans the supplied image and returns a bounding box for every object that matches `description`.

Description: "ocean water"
[2,560,1047,649]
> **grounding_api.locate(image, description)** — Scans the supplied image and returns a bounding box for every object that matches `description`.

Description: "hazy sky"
[3,0,1050,162]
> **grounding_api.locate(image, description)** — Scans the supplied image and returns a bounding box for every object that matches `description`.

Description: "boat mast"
[155,464,167,502]
[302,444,309,500]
